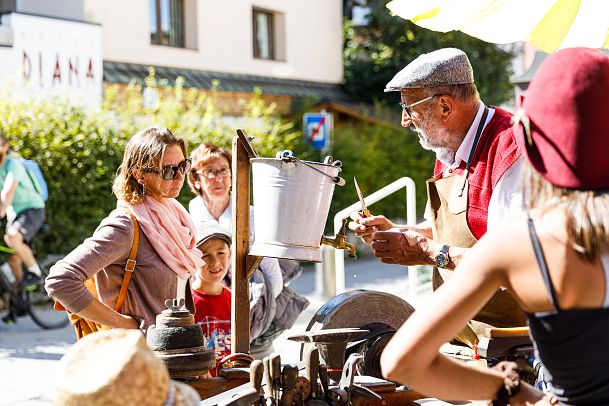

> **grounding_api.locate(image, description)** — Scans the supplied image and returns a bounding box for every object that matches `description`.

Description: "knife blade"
[353,177,372,218]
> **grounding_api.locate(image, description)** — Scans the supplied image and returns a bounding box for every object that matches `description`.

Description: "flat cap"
[196,221,232,248]
[385,48,474,92]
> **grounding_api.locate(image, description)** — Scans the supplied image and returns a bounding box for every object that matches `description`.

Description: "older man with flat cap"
[351,48,526,343]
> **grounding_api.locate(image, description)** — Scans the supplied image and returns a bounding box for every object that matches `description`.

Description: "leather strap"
[113,208,139,312]
[458,105,489,197]
[527,214,560,311]
[465,105,490,173]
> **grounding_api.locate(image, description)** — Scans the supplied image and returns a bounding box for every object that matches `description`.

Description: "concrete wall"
[16,0,85,20]
[84,0,343,84]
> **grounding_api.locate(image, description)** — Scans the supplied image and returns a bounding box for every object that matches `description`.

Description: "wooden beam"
[187,377,249,401]
[231,135,251,354]
[246,255,263,279]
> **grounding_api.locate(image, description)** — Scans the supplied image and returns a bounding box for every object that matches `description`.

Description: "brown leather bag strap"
[114,208,140,312]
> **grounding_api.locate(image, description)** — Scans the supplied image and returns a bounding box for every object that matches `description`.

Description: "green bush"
[0,73,434,258]
[328,119,434,232]
[0,76,309,257]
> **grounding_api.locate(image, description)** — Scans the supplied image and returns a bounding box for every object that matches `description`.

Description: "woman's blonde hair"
[186,143,232,195]
[524,161,609,261]
[113,127,187,204]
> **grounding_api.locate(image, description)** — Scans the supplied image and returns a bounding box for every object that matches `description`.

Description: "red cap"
[514,48,609,190]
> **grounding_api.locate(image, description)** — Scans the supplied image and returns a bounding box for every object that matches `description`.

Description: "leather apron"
[426,106,526,346]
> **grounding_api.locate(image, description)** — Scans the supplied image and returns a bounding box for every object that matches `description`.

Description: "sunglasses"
[195,167,231,179]
[399,94,442,118]
[145,158,192,180]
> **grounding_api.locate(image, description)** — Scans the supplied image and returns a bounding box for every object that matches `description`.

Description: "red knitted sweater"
[433,107,521,239]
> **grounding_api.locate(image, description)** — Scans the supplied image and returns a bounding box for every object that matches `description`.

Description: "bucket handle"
[276,150,346,186]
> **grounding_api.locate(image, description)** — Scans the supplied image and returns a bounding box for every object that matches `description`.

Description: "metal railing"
[317,177,418,298]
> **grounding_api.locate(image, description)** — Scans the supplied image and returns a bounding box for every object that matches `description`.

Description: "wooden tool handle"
[485,326,530,338]
[262,357,273,397]
[249,359,264,392]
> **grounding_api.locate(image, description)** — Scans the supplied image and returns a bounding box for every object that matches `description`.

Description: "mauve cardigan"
[45,209,195,332]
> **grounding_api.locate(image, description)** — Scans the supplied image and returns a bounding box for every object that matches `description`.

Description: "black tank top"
[526,216,609,405]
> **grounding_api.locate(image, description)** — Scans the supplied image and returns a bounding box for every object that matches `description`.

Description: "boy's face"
[197,239,230,285]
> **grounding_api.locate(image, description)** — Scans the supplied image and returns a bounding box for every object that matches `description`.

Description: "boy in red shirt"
[192,223,232,376]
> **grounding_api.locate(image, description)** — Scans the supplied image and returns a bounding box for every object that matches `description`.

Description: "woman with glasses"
[46,127,204,332]
[187,143,309,357]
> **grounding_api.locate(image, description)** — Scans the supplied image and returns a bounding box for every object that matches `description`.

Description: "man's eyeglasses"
[195,168,231,179]
[145,158,192,180]
[399,94,442,118]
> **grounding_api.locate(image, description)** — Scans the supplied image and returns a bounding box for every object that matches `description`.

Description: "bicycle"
[0,226,68,329]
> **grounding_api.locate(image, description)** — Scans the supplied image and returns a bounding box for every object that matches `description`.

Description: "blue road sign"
[303,112,332,149]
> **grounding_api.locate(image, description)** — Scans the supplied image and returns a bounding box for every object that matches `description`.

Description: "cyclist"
[0,132,45,323]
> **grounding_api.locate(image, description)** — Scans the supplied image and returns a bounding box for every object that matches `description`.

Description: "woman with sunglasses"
[46,127,204,332]
[187,143,309,357]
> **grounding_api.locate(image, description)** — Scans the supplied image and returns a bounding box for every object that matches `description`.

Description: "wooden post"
[230,131,262,354]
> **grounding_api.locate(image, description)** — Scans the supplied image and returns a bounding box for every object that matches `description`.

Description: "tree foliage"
[343,0,516,107]
[327,119,434,231]
[0,73,310,257]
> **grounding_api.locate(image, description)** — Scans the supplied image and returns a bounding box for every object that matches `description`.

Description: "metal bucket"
[250,156,342,262]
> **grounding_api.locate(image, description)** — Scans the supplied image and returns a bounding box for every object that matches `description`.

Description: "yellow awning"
[386,0,609,53]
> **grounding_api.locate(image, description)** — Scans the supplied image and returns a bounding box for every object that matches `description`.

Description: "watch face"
[435,253,448,268]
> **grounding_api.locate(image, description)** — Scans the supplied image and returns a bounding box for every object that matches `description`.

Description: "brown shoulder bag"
[54,208,140,340]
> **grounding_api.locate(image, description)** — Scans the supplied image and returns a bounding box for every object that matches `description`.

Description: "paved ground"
[0,257,431,405]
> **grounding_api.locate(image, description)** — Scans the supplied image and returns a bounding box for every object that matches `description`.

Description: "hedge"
[0,76,311,257]
[0,77,433,258]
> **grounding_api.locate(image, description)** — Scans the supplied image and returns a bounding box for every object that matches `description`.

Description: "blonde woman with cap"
[380,48,609,405]
[54,329,200,405]
[46,128,204,332]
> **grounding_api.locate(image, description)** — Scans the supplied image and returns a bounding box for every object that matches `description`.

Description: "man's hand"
[370,229,437,266]
[348,212,394,245]
[509,382,557,406]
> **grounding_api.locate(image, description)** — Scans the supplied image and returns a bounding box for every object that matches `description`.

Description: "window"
[150,0,184,47]
[0,0,16,14]
[253,9,274,60]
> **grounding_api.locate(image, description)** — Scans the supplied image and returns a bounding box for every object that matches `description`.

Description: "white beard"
[414,126,456,166]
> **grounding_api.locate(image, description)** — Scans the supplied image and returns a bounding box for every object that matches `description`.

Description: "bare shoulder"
[475,213,531,263]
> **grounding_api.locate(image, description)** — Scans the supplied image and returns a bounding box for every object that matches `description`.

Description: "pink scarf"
[117,197,204,279]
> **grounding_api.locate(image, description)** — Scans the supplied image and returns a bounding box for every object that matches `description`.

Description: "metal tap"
[321,218,356,258]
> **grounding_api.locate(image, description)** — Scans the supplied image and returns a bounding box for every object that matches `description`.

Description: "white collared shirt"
[443,103,494,176]
[426,103,524,232]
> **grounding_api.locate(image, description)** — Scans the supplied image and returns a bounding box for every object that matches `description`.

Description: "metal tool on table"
[328,354,381,405]
[146,298,216,378]
[353,177,372,218]
[262,356,274,400]
[298,290,415,379]
[249,360,264,405]
[288,328,369,383]
[270,353,282,403]
[304,346,319,399]
[280,364,299,406]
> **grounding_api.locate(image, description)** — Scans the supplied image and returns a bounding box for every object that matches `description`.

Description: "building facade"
[0,0,346,111]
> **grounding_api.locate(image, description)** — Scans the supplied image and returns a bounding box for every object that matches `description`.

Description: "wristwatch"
[434,245,450,268]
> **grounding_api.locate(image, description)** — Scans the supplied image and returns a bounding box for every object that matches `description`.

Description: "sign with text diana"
[0,13,102,108]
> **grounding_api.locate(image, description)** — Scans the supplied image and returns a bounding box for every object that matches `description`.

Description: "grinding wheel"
[300,289,415,378]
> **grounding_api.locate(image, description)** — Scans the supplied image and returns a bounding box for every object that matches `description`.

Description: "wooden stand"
[186,130,261,399]
[189,130,426,405]
[230,129,262,354]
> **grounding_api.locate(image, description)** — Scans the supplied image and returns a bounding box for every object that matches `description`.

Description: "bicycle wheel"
[27,254,69,329]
